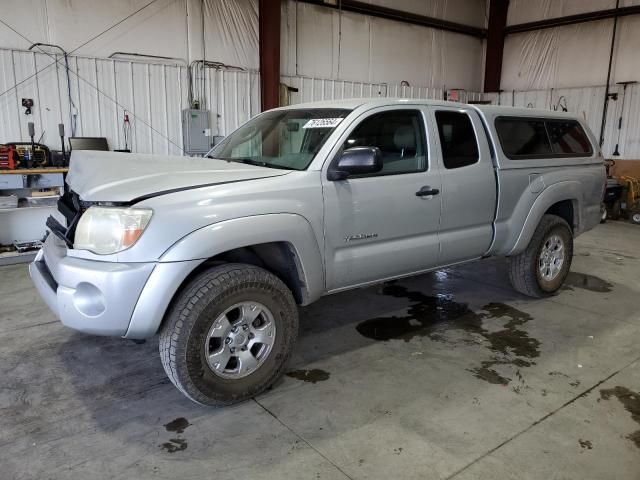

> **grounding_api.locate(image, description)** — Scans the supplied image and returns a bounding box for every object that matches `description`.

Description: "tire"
[508,214,573,298]
[600,203,607,223]
[159,263,298,406]
[630,209,640,225]
[610,200,621,220]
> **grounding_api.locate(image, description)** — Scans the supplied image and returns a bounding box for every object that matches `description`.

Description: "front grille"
[47,188,85,247]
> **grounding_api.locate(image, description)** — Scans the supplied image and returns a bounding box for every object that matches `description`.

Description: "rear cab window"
[495,116,593,159]
[435,111,480,169]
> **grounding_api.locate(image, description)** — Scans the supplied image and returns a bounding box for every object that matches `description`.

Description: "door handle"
[415,186,440,197]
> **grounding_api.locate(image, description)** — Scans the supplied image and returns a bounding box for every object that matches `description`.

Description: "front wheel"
[159,263,298,406]
[508,214,573,297]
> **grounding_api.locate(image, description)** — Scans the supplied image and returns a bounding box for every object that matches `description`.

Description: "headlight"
[74,207,153,254]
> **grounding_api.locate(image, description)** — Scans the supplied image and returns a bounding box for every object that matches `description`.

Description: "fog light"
[73,282,106,317]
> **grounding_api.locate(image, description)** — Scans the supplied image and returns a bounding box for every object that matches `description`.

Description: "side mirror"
[327,147,383,181]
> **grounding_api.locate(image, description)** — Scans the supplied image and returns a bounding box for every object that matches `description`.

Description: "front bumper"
[29,235,155,336]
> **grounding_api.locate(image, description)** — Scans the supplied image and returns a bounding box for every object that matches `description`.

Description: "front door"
[322,107,442,291]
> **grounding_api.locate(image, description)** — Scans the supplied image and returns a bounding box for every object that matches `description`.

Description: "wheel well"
[191,242,308,305]
[545,200,575,231]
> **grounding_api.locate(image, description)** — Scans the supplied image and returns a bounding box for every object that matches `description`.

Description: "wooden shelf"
[0,168,68,175]
[0,249,38,266]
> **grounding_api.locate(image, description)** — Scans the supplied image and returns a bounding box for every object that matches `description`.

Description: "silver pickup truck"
[30,99,604,405]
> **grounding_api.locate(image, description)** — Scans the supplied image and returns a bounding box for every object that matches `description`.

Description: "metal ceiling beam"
[506,5,640,35]
[298,0,487,38]
[484,0,509,93]
[259,0,281,111]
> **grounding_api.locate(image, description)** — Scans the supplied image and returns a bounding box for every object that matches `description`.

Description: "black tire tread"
[508,214,573,298]
[159,263,298,406]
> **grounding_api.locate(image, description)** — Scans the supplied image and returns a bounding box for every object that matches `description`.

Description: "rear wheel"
[159,263,298,406]
[508,214,573,297]
[610,199,621,220]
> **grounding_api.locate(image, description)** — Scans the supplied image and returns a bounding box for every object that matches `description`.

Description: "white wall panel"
[502,21,615,90]
[618,83,640,157]
[281,0,485,91]
[201,0,259,70]
[368,20,430,85]
[613,14,640,83]
[502,3,640,91]
[0,48,259,156]
[291,3,338,78]
[336,12,372,82]
[362,0,487,28]
[0,0,189,59]
[47,0,190,59]
[0,0,258,69]
[0,0,50,51]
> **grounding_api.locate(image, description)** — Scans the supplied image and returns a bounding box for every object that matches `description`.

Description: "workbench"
[0,168,68,265]
[0,168,69,174]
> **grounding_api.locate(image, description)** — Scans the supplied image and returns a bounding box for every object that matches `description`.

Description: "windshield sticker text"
[303,118,344,129]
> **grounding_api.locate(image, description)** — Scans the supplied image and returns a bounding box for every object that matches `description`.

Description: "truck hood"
[66,151,291,202]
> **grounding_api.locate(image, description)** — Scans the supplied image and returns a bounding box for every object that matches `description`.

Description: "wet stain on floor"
[164,417,191,434]
[564,272,613,293]
[356,284,540,386]
[548,371,581,388]
[160,418,191,453]
[287,369,330,384]
[600,386,640,448]
[579,439,593,450]
[161,438,188,453]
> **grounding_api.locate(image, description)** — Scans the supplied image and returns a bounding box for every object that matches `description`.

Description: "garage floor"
[1,221,639,480]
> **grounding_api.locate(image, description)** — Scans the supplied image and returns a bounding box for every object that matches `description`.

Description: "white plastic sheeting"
[0,48,260,155]
[280,0,486,91]
[0,0,259,69]
[198,0,259,70]
[484,83,640,159]
[503,1,640,90]
[0,0,190,59]
[506,0,640,25]
[362,0,487,28]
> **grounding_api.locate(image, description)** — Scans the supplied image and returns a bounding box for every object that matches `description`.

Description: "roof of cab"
[276,97,577,119]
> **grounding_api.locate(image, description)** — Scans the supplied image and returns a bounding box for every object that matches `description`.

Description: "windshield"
[207,108,351,170]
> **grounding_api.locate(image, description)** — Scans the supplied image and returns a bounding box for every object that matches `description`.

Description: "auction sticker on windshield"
[303,118,344,129]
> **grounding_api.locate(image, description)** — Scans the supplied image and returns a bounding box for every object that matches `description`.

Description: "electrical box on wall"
[182,109,211,155]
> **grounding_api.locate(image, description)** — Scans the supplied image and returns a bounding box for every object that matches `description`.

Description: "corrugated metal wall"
[192,65,261,138]
[483,84,640,159]
[0,48,260,156]
[281,74,485,105]
[0,48,486,158]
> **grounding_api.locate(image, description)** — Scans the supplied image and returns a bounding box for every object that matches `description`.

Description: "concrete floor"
[1,221,639,480]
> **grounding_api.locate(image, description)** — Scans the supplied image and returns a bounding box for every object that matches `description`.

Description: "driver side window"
[342,110,427,175]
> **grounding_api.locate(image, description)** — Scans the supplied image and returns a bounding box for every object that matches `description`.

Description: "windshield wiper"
[218,157,297,171]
